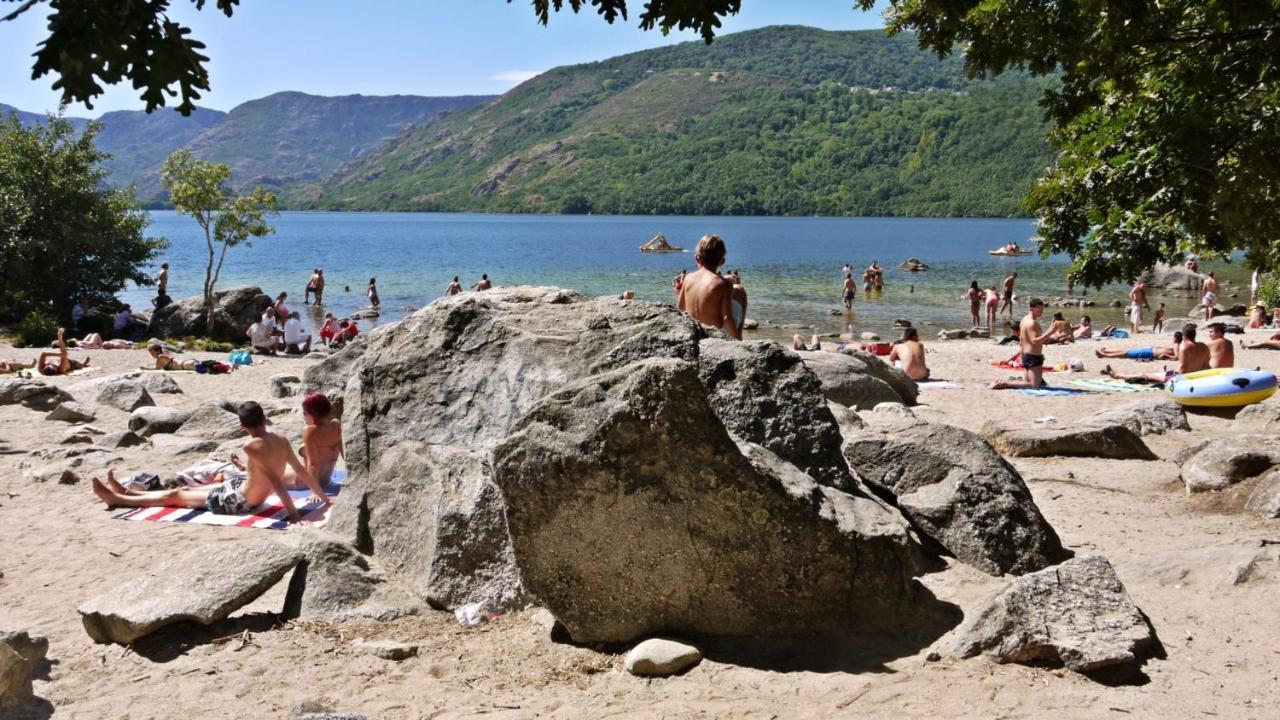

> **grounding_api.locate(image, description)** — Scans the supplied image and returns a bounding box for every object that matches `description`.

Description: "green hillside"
[293,26,1055,216]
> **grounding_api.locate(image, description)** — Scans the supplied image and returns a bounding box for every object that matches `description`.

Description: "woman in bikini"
[966,281,983,327]
[142,344,198,371]
[37,328,91,376]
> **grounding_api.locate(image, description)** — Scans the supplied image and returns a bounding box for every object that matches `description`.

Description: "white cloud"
[489,70,542,85]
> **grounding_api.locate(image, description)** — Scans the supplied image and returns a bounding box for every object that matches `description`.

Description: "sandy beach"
[3,322,1280,719]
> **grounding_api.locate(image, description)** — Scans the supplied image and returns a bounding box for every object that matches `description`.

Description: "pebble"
[624,638,702,677]
[352,638,418,661]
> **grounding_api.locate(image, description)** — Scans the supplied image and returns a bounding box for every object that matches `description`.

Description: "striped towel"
[115,471,345,530]
[1068,378,1160,393]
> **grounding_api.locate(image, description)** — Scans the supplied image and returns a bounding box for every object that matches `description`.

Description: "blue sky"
[1,1,888,116]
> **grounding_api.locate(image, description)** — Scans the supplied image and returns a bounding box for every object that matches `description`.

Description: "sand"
[3,326,1280,719]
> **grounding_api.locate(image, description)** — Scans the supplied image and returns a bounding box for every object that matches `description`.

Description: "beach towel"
[917,380,963,391]
[114,471,345,530]
[1068,378,1161,393]
[1016,386,1094,397]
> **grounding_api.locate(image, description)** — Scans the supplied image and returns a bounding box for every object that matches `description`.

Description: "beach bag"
[196,360,233,374]
[227,350,253,366]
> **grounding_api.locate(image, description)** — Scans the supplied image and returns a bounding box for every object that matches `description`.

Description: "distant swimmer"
[676,234,741,340]
[472,274,492,291]
[445,275,462,295]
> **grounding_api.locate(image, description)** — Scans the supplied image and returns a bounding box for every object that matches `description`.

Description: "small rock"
[350,308,380,320]
[740,318,759,330]
[271,374,303,398]
[1179,438,1280,493]
[352,638,418,661]
[46,400,97,423]
[97,430,146,449]
[624,638,703,677]
[925,651,941,662]
[938,329,969,340]
[0,378,72,409]
[60,426,99,444]
[149,433,219,457]
[860,331,880,341]
[0,630,49,666]
[0,643,33,711]
[1245,469,1280,518]
[24,465,79,484]
[96,380,155,412]
[128,406,193,437]
[968,327,991,339]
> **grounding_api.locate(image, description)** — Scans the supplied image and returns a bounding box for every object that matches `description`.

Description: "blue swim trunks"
[1126,347,1155,361]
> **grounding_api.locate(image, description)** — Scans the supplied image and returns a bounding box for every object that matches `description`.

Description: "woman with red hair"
[286,392,343,489]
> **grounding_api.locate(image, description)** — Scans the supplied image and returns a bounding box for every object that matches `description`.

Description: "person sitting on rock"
[90,402,329,522]
[142,344,198,371]
[284,392,343,489]
[37,328,90,376]
[888,327,929,381]
[676,234,741,340]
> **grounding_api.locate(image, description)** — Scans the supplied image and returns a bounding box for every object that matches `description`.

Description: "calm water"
[121,212,1198,337]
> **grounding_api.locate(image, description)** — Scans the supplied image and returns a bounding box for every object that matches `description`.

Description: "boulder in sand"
[797,349,918,410]
[176,402,245,441]
[0,643,32,711]
[0,378,72,409]
[271,373,302,398]
[78,541,303,644]
[96,380,155,412]
[625,639,703,676]
[1233,403,1280,431]
[493,357,942,644]
[278,530,386,622]
[97,430,145,449]
[148,433,219,457]
[842,421,1068,576]
[147,285,272,342]
[45,400,97,423]
[1079,398,1189,436]
[128,406,193,437]
[981,421,1157,460]
[1179,437,1280,493]
[951,556,1159,673]
[1246,470,1280,519]
[0,631,47,666]
[1138,262,1203,291]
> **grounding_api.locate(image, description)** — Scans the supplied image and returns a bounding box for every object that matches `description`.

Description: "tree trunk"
[203,223,216,337]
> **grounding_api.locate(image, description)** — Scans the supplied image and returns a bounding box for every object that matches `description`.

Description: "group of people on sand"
[91,392,343,525]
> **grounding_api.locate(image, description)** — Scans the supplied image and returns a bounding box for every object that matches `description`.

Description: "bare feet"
[989,380,1009,390]
[91,477,121,509]
[103,469,131,496]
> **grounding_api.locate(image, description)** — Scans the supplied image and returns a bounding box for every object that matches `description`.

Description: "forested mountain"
[292,26,1055,217]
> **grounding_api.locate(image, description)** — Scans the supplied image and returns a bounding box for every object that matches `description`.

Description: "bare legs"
[990,365,1044,390]
[91,471,214,510]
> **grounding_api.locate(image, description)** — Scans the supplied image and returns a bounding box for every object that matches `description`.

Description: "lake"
[121,212,1205,338]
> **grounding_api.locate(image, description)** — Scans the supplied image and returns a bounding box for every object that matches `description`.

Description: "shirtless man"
[888,327,929,381]
[676,234,741,340]
[156,262,169,297]
[285,392,343,489]
[1202,271,1220,322]
[1206,322,1235,368]
[990,298,1055,389]
[305,268,324,305]
[472,274,492,291]
[1105,324,1210,383]
[445,275,463,295]
[90,401,329,522]
[999,272,1018,317]
[1128,281,1148,333]
[37,328,90,376]
[842,272,856,310]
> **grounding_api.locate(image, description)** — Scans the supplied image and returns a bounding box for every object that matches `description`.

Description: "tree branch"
[1,0,44,23]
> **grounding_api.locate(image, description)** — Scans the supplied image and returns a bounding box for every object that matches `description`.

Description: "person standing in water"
[367,277,380,308]
[471,274,492,291]
[999,272,1018,317]
[966,281,983,327]
[445,276,463,295]
[842,272,856,310]
[728,270,748,331]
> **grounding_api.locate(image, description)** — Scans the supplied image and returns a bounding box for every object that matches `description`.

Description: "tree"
[0,111,165,322]
[160,148,277,336]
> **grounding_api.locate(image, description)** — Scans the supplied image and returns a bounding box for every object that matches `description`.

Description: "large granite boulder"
[96,380,155,412]
[128,406,194,437]
[697,339,852,489]
[46,400,97,423]
[1079,398,1189,436]
[951,556,1159,673]
[176,402,245,441]
[981,422,1157,460]
[78,542,302,644]
[1233,403,1280,431]
[842,421,1068,576]
[1178,437,1280,493]
[797,349,918,409]
[147,285,272,342]
[279,530,384,621]
[1138,262,1203,291]
[0,378,72,410]
[492,357,944,644]
[327,288,704,611]
[301,337,369,419]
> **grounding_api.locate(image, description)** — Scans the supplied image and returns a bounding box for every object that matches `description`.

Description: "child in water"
[367,277,380,309]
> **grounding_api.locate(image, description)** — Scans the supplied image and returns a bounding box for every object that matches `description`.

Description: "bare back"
[889,340,928,380]
[241,432,302,507]
[1178,341,1211,373]
[1004,275,1017,293]
[1019,313,1045,355]
[302,418,343,484]
[678,269,738,339]
[1208,337,1235,368]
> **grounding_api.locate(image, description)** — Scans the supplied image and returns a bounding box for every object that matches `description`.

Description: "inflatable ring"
[1168,368,1278,408]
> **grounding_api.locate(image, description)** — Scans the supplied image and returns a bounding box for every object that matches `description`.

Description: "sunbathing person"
[1241,332,1280,351]
[76,333,133,350]
[0,358,34,373]
[888,327,929,381]
[284,392,343,489]
[90,402,329,523]
[1094,333,1182,362]
[142,344,198,371]
[1103,324,1209,384]
[37,328,90,376]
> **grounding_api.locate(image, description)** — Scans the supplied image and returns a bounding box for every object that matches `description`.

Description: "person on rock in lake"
[677,234,741,340]
[305,268,324,305]
[90,401,329,522]
[842,272,856,310]
[1202,271,1220,322]
[1153,303,1166,333]
[445,275,463,296]
[967,281,983,327]
[36,327,91,376]
[283,311,312,355]
[1128,281,1149,334]
[1094,331,1183,362]
[471,274,491,291]
[728,270,748,330]
[1104,324,1209,383]
[985,284,999,329]
[142,344,198,371]
[156,262,169,297]
[999,272,1018,318]
[1206,322,1235,368]
[888,327,929,381]
[990,298,1055,390]
[367,277,381,308]
[283,392,343,490]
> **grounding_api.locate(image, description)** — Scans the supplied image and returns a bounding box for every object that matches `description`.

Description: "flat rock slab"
[981,422,1156,460]
[46,401,97,423]
[1079,398,1189,436]
[951,556,1158,673]
[176,402,245,440]
[79,542,303,644]
[625,638,703,676]
[149,433,219,457]
[128,406,193,437]
[0,378,72,408]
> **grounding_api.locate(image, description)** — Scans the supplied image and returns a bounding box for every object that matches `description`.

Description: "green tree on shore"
[161,149,278,336]
[0,112,164,323]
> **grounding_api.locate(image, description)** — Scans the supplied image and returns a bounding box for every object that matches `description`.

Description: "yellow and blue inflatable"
[1168,368,1277,408]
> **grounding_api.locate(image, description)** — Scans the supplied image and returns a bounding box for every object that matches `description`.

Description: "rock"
[860,331,880,341]
[897,258,929,272]
[1138,262,1203,291]
[128,406,194,437]
[279,530,382,621]
[301,339,368,419]
[863,402,925,431]
[843,422,1068,576]
[95,380,155,412]
[147,285,273,342]
[175,402,245,440]
[78,542,303,644]
[0,631,48,666]
[148,433,219,457]
[624,639,703,676]
[46,400,97,423]
[827,308,841,316]
[492,357,942,643]
[1233,403,1280,431]
[352,638,418,661]
[1220,303,1248,317]
[271,373,303,398]
[697,340,852,489]
[1122,542,1280,587]
[1179,437,1280,492]
[893,318,913,327]
[797,350,917,409]
[97,430,145,449]
[1078,398,1190,436]
[740,317,759,330]
[969,327,991,338]
[328,289,704,611]
[0,643,32,711]
[0,378,72,409]
[951,556,1158,673]
[60,425,101,444]
[827,401,865,435]
[981,422,1157,460]
[79,371,183,396]
[1246,470,1280,519]
[24,465,80,484]
[350,308,380,320]
[1108,300,1124,308]
[938,329,969,340]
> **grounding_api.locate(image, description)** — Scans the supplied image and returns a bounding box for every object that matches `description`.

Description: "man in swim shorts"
[991,298,1055,389]
[1128,281,1148,333]
[842,272,856,310]
[1202,271,1219,322]
[1094,331,1182,362]
[999,272,1018,317]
